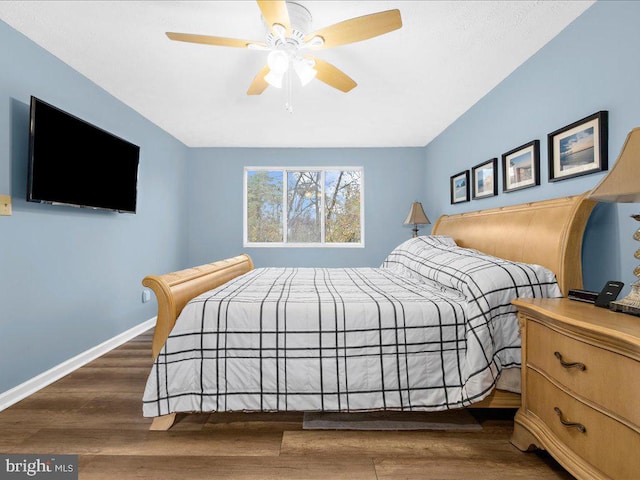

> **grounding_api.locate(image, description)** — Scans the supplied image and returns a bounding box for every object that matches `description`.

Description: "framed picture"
[450,170,469,204]
[501,140,540,193]
[472,158,498,199]
[548,111,608,182]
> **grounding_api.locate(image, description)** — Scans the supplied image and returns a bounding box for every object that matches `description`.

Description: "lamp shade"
[589,127,640,203]
[294,58,317,86]
[404,202,430,226]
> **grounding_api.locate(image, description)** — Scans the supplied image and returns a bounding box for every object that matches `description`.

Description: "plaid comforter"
[143,236,561,417]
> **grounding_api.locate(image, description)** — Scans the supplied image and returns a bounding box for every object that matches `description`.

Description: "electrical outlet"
[0,195,11,216]
[142,289,151,303]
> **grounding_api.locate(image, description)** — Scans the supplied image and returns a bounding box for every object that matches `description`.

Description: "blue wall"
[423,0,639,293]
[187,147,426,268]
[0,20,190,394]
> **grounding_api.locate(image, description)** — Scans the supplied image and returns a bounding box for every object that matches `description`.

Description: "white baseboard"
[0,317,156,412]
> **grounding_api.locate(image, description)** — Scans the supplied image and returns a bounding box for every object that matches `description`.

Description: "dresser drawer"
[527,369,640,480]
[527,319,640,427]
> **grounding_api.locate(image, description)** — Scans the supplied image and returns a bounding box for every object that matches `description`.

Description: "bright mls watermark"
[0,455,77,480]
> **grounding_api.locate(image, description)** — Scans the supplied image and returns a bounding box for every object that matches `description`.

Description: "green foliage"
[325,171,361,243]
[246,171,282,242]
[287,171,321,242]
[246,169,362,244]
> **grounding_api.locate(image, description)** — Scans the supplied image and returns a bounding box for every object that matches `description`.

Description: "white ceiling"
[0,1,594,148]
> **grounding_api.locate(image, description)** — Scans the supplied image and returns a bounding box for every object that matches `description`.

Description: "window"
[244,167,364,247]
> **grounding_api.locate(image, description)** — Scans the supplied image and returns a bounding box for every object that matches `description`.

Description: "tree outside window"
[244,167,363,247]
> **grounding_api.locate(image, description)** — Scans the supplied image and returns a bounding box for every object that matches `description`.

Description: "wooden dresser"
[511,298,640,480]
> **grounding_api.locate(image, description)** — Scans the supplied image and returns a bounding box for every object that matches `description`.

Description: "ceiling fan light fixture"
[294,58,317,86]
[264,70,284,88]
[267,50,289,74]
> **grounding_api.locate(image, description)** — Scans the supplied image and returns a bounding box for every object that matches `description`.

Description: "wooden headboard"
[143,193,595,359]
[431,192,596,297]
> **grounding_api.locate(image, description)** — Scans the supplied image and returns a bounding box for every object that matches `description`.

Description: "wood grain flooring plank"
[87,350,154,368]
[0,408,61,429]
[43,367,150,394]
[94,348,151,357]
[0,427,40,450]
[115,342,153,352]
[78,455,377,480]
[281,430,519,458]
[50,392,155,430]
[7,391,94,411]
[8,429,283,456]
[60,366,152,379]
[373,455,574,480]
[203,412,304,431]
[157,412,211,431]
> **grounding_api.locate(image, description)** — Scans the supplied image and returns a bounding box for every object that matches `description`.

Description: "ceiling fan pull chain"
[285,66,294,113]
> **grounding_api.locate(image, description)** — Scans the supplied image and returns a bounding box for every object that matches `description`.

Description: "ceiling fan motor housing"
[264,1,312,48]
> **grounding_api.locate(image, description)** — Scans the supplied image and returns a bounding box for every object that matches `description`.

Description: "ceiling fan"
[165,1,402,101]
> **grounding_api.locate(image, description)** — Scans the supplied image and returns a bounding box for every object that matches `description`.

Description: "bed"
[141,193,596,430]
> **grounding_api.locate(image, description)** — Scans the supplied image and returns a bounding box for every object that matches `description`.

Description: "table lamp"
[404,201,430,238]
[588,127,640,315]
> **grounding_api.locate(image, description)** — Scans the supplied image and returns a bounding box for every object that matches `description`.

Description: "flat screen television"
[27,96,140,213]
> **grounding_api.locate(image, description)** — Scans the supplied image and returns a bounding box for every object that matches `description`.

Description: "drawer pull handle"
[554,351,586,371]
[554,407,586,433]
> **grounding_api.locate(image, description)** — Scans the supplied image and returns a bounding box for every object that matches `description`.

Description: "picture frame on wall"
[450,170,470,204]
[472,158,498,199]
[548,111,608,182]
[501,140,540,193]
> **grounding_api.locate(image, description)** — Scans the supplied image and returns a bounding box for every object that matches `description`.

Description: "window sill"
[243,242,365,249]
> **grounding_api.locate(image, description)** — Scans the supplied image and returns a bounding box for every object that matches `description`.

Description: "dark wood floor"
[0,329,575,479]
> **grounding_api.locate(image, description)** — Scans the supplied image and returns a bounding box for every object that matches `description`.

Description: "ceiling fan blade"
[256,0,291,36]
[166,32,265,49]
[308,56,357,93]
[247,65,271,95]
[304,9,402,49]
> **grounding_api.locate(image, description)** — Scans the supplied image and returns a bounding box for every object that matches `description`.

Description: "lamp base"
[610,281,640,316]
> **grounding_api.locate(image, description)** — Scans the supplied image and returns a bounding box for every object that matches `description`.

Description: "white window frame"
[243,166,365,248]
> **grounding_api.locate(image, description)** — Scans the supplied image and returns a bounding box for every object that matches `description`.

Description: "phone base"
[610,283,640,316]
[568,289,598,303]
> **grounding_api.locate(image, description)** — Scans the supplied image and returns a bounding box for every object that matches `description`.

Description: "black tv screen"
[27,96,140,213]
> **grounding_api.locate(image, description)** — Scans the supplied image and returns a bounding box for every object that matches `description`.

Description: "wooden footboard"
[142,254,254,359]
